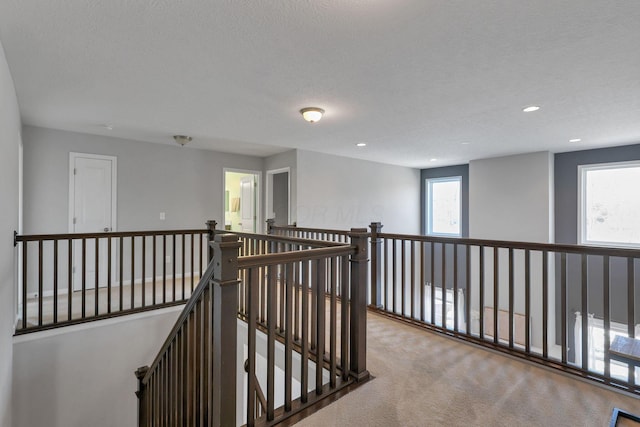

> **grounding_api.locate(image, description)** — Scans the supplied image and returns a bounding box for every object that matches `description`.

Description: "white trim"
[578,160,640,248]
[266,167,291,225]
[69,153,118,289]
[425,175,462,237]
[17,142,23,325]
[223,168,262,233]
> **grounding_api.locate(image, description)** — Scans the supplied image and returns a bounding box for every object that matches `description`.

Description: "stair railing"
[136,228,370,426]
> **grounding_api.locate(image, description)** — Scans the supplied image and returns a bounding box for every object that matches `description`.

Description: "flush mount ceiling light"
[522,105,540,112]
[356,143,367,147]
[173,135,192,146]
[300,107,325,123]
[569,138,582,143]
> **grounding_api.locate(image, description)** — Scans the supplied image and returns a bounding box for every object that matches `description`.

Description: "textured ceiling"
[0,0,639,167]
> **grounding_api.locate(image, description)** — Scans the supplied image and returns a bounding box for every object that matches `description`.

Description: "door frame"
[266,167,291,225]
[223,168,262,234]
[69,152,118,289]
[68,152,118,233]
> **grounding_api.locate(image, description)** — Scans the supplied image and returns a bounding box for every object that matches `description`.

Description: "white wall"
[468,152,555,350]
[22,126,265,233]
[12,307,181,427]
[296,150,420,234]
[469,151,554,243]
[0,38,21,427]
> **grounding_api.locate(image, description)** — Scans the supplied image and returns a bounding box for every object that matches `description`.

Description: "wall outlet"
[160,212,166,220]
[165,255,171,264]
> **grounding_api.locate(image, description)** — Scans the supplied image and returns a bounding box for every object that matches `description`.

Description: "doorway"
[69,152,117,289]
[224,170,261,233]
[266,168,290,226]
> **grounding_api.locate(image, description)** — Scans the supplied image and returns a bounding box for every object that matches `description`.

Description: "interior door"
[240,176,256,232]
[272,171,289,226]
[71,154,116,290]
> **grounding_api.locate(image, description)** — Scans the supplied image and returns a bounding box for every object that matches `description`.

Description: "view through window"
[579,161,640,248]
[426,176,461,236]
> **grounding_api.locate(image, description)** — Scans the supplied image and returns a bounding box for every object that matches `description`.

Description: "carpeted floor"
[296,310,640,427]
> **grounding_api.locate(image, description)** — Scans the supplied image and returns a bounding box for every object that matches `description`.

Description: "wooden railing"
[267,219,351,243]
[272,220,640,395]
[14,223,215,334]
[369,224,640,395]
[136,228,370,426]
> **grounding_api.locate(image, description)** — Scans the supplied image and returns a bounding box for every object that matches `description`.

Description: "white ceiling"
[1,0,639,168]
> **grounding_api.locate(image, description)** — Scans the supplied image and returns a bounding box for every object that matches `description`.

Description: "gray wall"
[0,38,21,427]
[420,164,469,237]
[23,126,264,234]
[12,308,181,427]
[296,150,421,234]
[554,143,640,356]
[555,143,640,245]
[21,127,264,294]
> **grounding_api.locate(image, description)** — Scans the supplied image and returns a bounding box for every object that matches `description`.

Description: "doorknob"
[103,227,111,232]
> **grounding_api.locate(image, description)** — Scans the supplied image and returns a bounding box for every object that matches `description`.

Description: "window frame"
[578,160,640,248]
[425,175,462,237]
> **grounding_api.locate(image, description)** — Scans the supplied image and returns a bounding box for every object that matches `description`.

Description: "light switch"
[160,212,166,220]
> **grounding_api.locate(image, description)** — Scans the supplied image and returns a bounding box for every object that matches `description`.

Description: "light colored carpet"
[296,310,640,427]
[22,276,197,328]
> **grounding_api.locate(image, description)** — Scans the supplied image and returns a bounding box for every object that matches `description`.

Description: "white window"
[579,161,640,248]
[425,176,462,236]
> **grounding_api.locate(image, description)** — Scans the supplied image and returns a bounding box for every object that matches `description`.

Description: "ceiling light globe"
[300,107,325,123]
[173,135,192,146]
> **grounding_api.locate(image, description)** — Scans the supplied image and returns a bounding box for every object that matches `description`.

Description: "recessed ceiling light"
[569,138,582,143]
[356,143,367,147]
[430,158,437,162]
[522,105,540,113]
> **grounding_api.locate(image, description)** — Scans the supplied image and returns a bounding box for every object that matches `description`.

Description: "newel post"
[211,233,241,427]
[135,366,149,427]
[349,228,370,382]
[266,218,275,234]
[369,222,383,308]
[206,220,217,262]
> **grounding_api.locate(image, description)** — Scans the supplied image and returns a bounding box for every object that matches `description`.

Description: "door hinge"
[73,217,77,224]
[74,168,77,175]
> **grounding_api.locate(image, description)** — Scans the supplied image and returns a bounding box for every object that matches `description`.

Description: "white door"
[240,176,256,232]
[70,153,117,290]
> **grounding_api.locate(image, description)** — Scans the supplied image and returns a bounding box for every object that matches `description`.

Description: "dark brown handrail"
[15,226,212,334]
[15,228,207,244]
[238,245,355,269]
[136,228,371,426]
[366,223,640,395]
[270,224,350,236]
[141,260,216,383]
[377,231,640,258]
[214,228,348,248]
